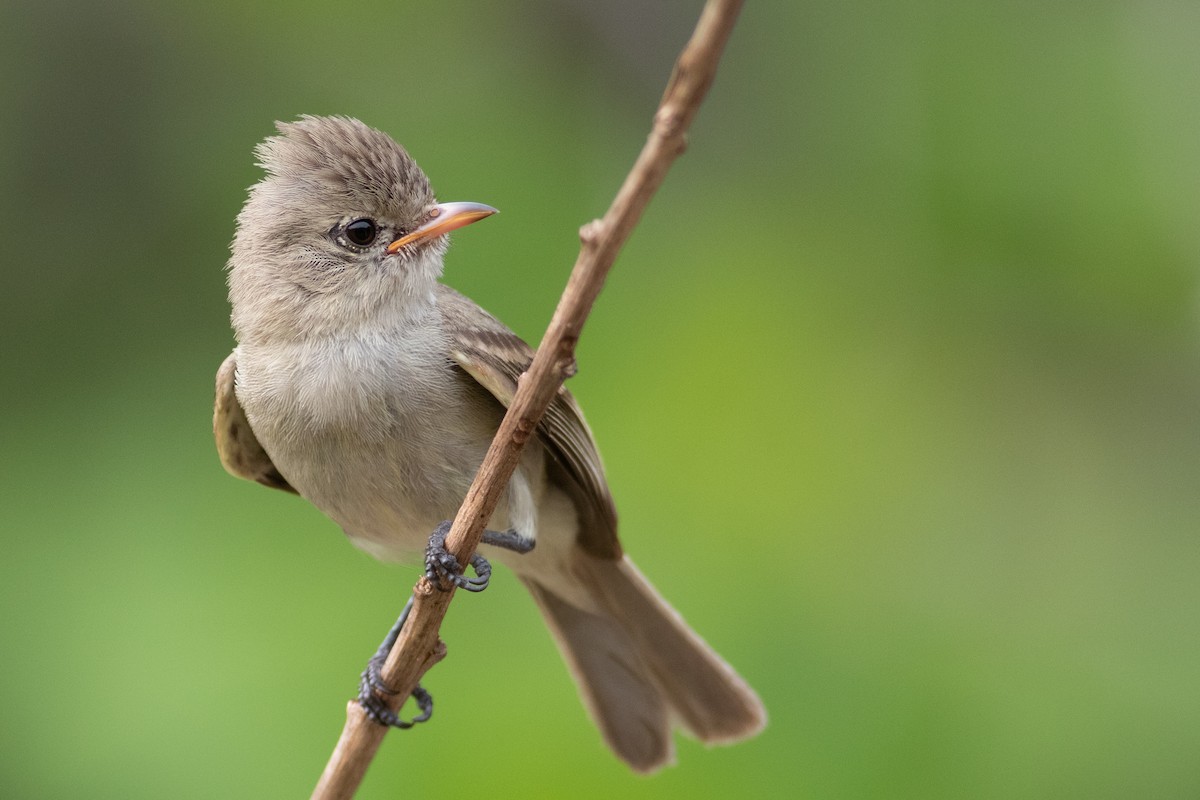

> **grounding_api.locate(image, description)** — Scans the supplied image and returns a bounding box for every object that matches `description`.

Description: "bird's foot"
[357,596,433,729]
[425,521,491,592]
[424,521,535,593]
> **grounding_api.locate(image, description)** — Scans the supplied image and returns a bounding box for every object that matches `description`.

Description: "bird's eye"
[344,218,378,247]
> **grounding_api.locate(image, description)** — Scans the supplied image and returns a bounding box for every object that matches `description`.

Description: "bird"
[214,115,765,772]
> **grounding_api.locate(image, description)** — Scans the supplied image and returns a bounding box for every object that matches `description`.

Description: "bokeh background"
[3,1,1199,797]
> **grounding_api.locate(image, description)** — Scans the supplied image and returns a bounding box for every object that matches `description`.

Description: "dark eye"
[344,218,378,247]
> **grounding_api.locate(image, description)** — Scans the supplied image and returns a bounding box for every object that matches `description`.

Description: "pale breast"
[233,334,532,561]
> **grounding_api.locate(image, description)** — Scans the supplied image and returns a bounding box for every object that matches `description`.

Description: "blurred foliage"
[2,1,1199,797]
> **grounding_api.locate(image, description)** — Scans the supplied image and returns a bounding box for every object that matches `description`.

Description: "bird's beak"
[386,201,498,254]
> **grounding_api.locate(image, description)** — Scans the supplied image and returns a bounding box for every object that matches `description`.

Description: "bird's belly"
[271,403,502,561]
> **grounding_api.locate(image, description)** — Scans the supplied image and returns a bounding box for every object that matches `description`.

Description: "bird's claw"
[424,521,492,592]
[356,595,433,728]
[358,658,433,729]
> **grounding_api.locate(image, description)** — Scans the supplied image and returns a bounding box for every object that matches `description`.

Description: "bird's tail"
[518,554,766,772]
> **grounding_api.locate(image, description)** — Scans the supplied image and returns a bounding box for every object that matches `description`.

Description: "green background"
[3,1,1198,797]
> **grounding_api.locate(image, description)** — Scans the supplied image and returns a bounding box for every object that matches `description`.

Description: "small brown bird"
[214,115,765,772]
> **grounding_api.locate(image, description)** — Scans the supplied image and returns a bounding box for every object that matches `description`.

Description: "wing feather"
[436,284,620,558]
[214,353,297,494]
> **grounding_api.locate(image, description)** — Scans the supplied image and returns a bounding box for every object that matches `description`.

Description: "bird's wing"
[436,284,621,559]
[213,352,297,494]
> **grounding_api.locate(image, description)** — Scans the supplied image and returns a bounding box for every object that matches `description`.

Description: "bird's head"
[228,115,495,343]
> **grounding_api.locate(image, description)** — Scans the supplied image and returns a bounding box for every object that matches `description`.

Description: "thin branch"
[311,2,744,796]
